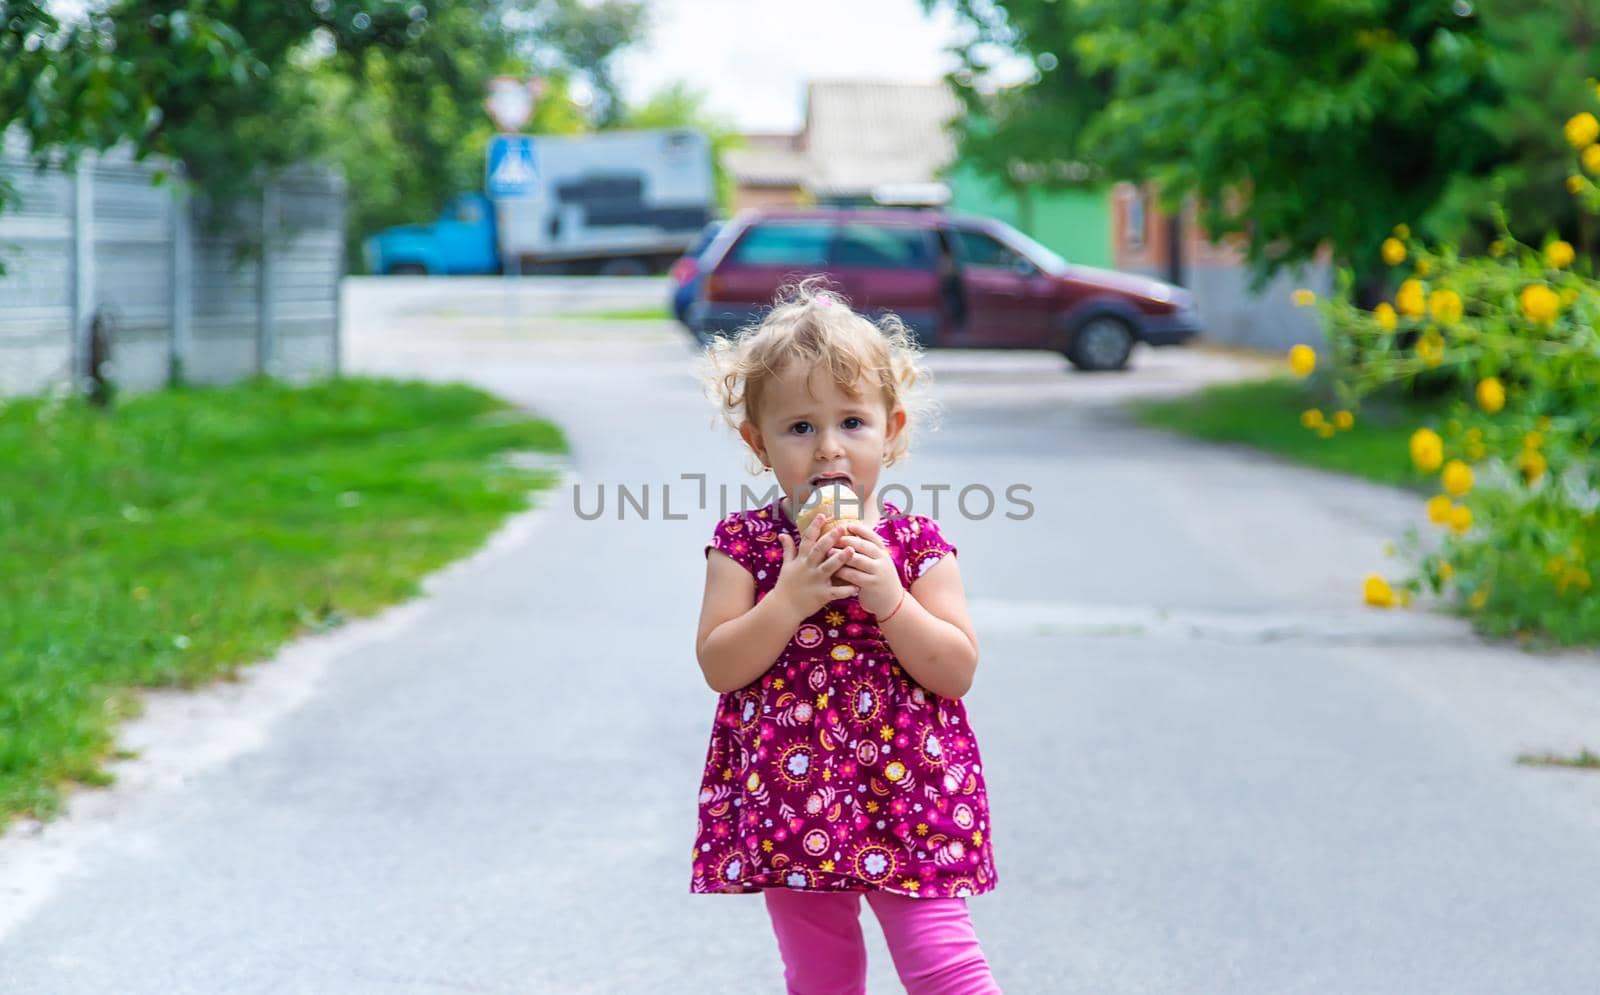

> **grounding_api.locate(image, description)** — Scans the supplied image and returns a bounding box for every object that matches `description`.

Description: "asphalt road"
[3,277,1598,994]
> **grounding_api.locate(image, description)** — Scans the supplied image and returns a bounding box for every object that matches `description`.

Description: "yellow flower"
[1415,258,1434,277]
[1517,448,1547,484]
[1585,143,1600,175]
[1288,344,1316,377]
[1475,377,1505,414]
[1448,503,1473,534]
[1334,410,1355,430]
[1393,223,1410,239]
[1438,561,1454,582]
[1428,288,1462,324]
[1396,279,1426,317]
[1489,239,1509,257]
[1523,431,1544,450]
[1468,589,1488,610]
[772,678,784,689]
[1373,302,1398,331]
[1442,459,1473,497]
[972,829,984,846]
[1544,240,1575,269]
[762,839,774,852]
[879,725,894,742]
[1416,331,1445,367]
[1410,428,1444,473]
[1381,238,1407,266]
[1565,111,1599,149]
[820,859,835,872]
[1570,175,1586,194]
[1363,574,1396,608]
[1292,288,1316,307]
[1426,494,1454,524]
[1520,284,1560,324]
[1300,408,1325,429]
[916,823,929,836]
[1317,423,1336,439]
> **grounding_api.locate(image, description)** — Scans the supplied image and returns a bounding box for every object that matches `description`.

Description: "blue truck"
[364,129,715,276]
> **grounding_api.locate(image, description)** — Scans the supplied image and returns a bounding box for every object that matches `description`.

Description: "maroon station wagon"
[689,208,1201,371]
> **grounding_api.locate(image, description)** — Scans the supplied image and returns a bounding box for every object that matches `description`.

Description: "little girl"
[691,280,1002,993]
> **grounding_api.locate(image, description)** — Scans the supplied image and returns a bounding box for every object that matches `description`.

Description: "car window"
[831,224,934,269]
[952,229,1028,270]
[729,222,835,266]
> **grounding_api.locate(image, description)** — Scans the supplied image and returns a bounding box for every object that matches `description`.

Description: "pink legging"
[764,888,1002,994]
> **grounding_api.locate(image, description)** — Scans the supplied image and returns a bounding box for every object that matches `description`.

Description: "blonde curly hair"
[698,275,940,475]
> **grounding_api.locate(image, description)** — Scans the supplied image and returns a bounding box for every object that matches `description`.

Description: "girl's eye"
[789,422,811,434]
[843,417,863,430]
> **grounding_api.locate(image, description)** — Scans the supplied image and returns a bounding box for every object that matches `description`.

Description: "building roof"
[726,80,961,199]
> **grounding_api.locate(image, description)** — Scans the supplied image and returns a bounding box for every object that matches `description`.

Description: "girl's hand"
[774,514,859,618]
[831,521,903,619]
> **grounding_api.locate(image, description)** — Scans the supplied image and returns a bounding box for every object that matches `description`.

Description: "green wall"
[946,162,1113,269]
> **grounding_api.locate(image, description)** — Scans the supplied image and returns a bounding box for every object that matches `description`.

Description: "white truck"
[366,128,715,276]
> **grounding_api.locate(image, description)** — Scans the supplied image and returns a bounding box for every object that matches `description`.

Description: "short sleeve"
[705,513,760,578]
[897,515,957,588]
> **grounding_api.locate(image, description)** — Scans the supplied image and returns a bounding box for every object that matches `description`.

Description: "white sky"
[614,0,1034,133]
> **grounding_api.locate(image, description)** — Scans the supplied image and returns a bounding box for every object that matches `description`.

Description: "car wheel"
[1066,315,1135,371]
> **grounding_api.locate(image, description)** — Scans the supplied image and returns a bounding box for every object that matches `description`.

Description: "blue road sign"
[486,135,538,199]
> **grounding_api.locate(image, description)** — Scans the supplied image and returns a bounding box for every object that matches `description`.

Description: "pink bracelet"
[877,589,907,624]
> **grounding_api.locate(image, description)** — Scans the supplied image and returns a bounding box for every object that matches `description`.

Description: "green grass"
[556,305,672,321]
[1516,748,1600,770]
[0,377,566,826]
[1129,376,1439,490]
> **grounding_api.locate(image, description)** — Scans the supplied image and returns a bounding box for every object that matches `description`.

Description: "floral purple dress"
[691,498,998,899]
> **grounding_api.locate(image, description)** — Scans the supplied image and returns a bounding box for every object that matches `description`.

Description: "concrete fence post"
[70,155,95,393]
[257,181,277,378]
[169,180,193,386]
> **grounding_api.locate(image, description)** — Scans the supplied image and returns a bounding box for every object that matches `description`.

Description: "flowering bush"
[1290,106,1600,646]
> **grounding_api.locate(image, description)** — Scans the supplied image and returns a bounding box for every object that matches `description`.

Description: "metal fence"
[0,133,346,399]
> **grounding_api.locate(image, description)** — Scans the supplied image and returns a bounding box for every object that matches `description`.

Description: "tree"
[1430,1,1600,255]
[0,1,647,271]
[934,0,1510,295]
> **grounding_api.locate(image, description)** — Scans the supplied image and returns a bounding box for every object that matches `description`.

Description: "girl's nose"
[814,434,845,458]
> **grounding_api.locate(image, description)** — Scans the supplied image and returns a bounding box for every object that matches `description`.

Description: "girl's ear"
[738,420,767,466]
[883,407,907,452]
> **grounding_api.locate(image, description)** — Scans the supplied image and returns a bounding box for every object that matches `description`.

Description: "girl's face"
[740,365,906,518]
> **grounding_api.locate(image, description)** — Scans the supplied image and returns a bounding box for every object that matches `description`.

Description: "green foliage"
[0,0,649,271]
[928,0,1111,195]
[1430,2,1600,254]
[935,0,1541,290]
[0,376,566,826]
[1311,130,1600,646]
